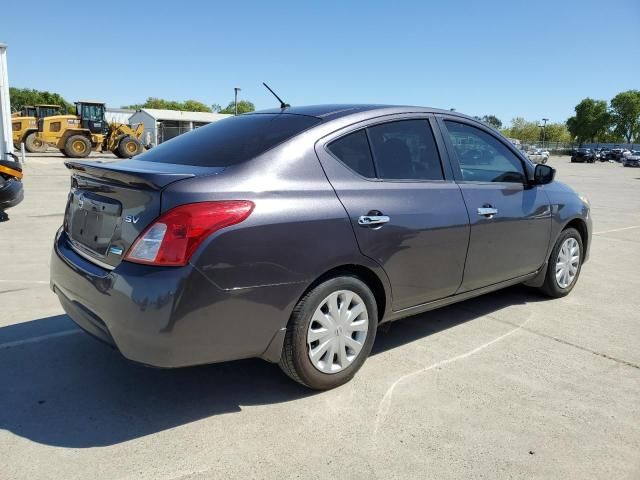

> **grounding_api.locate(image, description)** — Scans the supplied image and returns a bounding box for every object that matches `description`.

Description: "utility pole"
[234,87,241,116]
[540,118,549,149]
[0,43,14,161]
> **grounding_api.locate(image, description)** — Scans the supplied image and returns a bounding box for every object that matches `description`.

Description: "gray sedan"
[50,105,592,389]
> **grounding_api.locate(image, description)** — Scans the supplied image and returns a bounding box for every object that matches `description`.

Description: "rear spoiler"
[65,160,223,190]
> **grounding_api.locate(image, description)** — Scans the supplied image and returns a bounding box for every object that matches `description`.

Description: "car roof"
[251,104,474,122]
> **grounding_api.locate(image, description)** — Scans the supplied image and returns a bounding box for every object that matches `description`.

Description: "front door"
[316,116,470,310]
[439,118,552,291]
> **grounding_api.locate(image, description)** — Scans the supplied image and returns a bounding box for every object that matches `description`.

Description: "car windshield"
[139,113,322,167]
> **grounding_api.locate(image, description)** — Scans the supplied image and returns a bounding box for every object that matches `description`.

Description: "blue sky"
[2,0,638,126]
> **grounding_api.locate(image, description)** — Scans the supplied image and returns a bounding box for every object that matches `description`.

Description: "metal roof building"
[129,108,231,146]
[105,108,135,125]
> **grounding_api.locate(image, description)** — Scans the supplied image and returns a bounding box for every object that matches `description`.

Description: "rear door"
[315,115,470,311]
[438,117,552,291]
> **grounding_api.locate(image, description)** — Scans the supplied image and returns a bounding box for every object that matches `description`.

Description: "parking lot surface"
[1,154,639,479]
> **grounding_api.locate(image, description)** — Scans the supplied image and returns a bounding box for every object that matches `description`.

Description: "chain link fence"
[512,140,637,155]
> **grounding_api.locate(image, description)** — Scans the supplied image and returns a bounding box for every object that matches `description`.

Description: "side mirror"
[534,164,555,185]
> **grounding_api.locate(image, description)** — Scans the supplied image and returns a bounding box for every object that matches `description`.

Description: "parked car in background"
[528,148,549,164]
[622,151,640,167]
[608,148,629,161]
[50,104,592,390]
[596,148,609,161]
[571,148,595,163]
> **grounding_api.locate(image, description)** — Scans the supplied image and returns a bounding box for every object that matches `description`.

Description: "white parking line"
[594,225,640,235]
[0,329,81,350]
[373,317,532,436]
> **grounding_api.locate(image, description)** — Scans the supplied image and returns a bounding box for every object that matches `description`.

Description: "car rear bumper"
[50,229,295,367]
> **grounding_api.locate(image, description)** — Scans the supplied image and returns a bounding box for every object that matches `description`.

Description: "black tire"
[279,275,378,390]
[63,135,91,158]
[539,227,584,298]
[24,132,47,153]
[116,136,143,158]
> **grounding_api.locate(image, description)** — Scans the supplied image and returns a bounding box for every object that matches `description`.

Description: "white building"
[128,108,231,146]
[105,108,135,125]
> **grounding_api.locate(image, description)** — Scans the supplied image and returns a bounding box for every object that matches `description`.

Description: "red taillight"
[125,201,254,266]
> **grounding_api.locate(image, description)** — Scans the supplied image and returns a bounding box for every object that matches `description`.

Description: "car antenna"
[262,82,290,109]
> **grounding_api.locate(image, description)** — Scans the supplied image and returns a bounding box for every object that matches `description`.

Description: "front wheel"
[279,276,378,390]
[24,132,47,153]
[63,135,92,158]
[539,228,583,298]
[116,136,143,158]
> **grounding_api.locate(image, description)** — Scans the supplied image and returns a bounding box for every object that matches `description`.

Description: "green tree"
[219,100,256,115]
[566,98,610,144]
[123,97,212,112]
[9,87,74,113]
[543,123,572,143]
[482,115,502,130]
[502,117,540,142]
[609,90,640,143]
[182,99,214,112]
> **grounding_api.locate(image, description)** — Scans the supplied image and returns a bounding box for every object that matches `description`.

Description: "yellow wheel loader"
[11,104,61,152]
[37,101,144,159]
[12,106,35,117]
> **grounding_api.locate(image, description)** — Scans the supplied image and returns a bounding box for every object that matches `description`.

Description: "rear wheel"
[63,135,91,158]
[279,276,378,390]
[116,136,143,158]
[24,132,47,153]
[539,227,583,298]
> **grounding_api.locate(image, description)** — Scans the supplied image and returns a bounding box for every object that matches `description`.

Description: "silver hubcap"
[307,290,369,374]
[555,237,580,289]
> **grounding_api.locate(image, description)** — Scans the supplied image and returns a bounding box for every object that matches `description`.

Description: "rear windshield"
[138,113,322,167]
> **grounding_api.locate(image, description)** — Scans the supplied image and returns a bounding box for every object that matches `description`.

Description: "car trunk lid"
[63,159,223,269]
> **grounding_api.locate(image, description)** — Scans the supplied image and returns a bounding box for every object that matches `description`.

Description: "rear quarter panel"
[161,129,392,301]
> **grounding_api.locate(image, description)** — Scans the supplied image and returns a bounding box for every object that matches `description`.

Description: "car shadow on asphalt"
[0,285,546,448]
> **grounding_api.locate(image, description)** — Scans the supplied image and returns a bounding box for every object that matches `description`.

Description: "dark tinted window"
[139,114,322,167]
[367,120,443,180]
[444,121,525,183]
[327,130,376,178]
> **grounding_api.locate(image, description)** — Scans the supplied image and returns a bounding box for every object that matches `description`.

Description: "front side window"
[444,121,525,183]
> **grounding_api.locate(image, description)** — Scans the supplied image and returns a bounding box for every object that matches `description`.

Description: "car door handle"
[358,215,390,226]
[477,207,498,218]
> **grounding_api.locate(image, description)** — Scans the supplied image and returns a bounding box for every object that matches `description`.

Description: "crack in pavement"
[373,315,532,436]
[0,288,28,295]
[482,314,640,371]
[373,301,639,437]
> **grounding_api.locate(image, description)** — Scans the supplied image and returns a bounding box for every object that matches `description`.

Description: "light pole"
[539,118,549,149]
[234,87,241,116]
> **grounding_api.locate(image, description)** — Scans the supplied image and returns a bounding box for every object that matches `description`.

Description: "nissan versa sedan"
[50,105,592,390]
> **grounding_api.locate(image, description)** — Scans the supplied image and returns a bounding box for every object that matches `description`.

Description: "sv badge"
[124,215,140,224]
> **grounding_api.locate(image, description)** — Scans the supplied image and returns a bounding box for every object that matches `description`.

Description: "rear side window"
[368,120,443,180]
[327,130,376,178]
[139,114,322,167]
